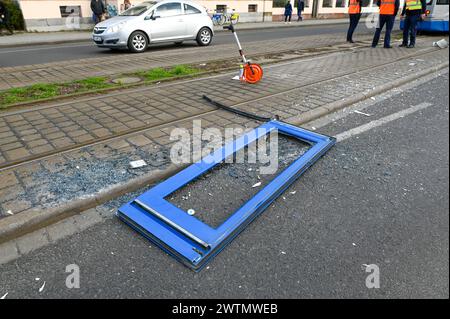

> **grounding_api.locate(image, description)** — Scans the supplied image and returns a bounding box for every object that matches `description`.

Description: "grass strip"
[0,65,202,109]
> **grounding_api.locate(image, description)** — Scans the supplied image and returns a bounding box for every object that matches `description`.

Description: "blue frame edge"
[116,120,336,271]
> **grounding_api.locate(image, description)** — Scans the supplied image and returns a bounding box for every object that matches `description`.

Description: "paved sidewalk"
[0,33,373,90]
[0,18,355,48]
[0,39,447,241]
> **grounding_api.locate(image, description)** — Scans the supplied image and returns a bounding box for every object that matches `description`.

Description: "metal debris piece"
[252,182,262,188]
[117,120,336,271]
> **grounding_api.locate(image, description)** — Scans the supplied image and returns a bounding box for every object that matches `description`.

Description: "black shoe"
[384,45,393,49]
[399,43,408,47]
[349,40,355,43]
[407,44,415,48]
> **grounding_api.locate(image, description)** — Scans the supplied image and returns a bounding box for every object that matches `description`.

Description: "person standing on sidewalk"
[0,0,13,35]
[399,0,427,48]
[297,0,305,21]
[347,0,362,43]
[371,0,400,48]
[91,0,106,24]
[284,1,293,24]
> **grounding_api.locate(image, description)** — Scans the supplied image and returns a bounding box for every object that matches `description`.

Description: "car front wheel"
[196,27,212,46]
[128,31,148,53]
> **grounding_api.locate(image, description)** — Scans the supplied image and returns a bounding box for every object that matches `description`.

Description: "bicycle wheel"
[243,63,263,84]
[231,16,239,25]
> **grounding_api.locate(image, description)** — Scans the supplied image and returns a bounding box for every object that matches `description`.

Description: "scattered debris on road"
[354,110,371,117]
[129,160,148,169]
[433,39,448,49]
[38,281,46,293]
[252,182,262,188]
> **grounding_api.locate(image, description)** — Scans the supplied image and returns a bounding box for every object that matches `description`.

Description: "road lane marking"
[334,102,433,142]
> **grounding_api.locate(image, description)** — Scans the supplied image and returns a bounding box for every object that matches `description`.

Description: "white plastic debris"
[1,292,8,299]
[433,39,448,49]
[6,210,13,216]
[290,191,297,195]
[408,62,416,66]
[232,75,240,80]
[187,209,195,216]
[352,243,357,247]
[370,97,376,100]
[354,110,371,117]
[35,278,40,281]
[252,182,262,188]
[281,251,286,255]
[39,281,46,293]
[129,160,147,169]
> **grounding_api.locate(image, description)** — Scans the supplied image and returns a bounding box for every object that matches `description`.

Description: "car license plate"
[93,36,102,42]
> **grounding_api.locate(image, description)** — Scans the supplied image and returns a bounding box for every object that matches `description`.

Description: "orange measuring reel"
[224,24,263,84]
[242,63,263,84]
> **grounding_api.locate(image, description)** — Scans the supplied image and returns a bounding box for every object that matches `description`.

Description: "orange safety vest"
[348,0,361,14]
[379,0,396,15]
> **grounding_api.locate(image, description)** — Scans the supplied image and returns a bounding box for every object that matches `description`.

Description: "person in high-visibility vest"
[400,0,426,48]
[347,0,362,43]
[371,0,400,48]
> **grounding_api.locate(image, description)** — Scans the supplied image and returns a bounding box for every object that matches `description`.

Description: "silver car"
[92,0,214,53]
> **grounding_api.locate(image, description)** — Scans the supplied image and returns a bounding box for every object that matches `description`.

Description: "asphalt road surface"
[0,73,447,299]
[0,22,385,67]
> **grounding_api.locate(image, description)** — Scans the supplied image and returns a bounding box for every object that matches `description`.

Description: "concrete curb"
[0,60,447,246]
[0,19,352,48]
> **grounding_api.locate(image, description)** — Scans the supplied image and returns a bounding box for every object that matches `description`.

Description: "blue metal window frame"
[117,120,336,271]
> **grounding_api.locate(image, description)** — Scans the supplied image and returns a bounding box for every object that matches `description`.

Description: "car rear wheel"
[128,31,148,53]
[196,27,212,46]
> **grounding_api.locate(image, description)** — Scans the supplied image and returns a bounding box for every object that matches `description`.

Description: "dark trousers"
[372,14,395,48]
[403,14,419,46]
[347,13,361,41]
[297,11,303,21]
[284,14,292,22]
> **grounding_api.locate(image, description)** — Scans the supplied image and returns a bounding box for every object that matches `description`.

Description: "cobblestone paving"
[0,44,442,168]
[0,34,373,90]
[0,41,448,219]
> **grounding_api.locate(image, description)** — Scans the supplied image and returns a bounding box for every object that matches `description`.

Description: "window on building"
[361,0,371,6]
[294,0,310,7]
[156,2,182,17]
[322,0,333,7]
[336,0,346,7]
[248,4,258,12]
[216,5,227,13]
[60,6,81,18]
[184,3,201,14]
[273,0,288,8]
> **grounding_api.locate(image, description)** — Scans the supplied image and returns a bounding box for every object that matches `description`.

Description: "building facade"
[16,0,385,31]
